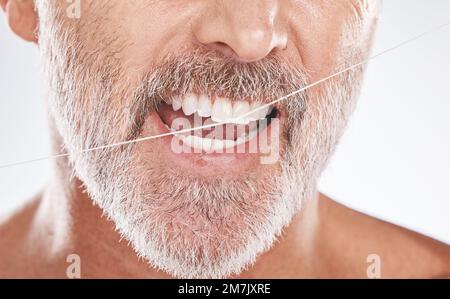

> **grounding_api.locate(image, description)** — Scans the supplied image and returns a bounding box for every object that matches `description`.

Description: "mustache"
[129,47,310,138]
[144,47,309,104]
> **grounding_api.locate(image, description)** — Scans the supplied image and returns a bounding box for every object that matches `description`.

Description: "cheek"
[293,21,348,83]
[288,1,373,83]
[108,1,202,75]
[69,0,198,77]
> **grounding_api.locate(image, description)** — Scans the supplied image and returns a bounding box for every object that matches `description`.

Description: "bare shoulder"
[0,195,42,278]
[317,194,450,278]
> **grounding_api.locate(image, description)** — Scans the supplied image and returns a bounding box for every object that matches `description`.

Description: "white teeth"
[172,96,182,111]
[249,102,260,120]
[247,127,259,140]
[211,97,233,123]
[182,93,198,116]
[249,102,270,120]
[223,139,235,149]
[169,94,274,153]
[173,93,273,125]
[177,134,251,153]
[232,101,251,124]
[256,105,271,119]
[192,135,203,150]
[197,94,212,117]
[212,139,225,152]
[180,136,237,152]
[202,137,212,151]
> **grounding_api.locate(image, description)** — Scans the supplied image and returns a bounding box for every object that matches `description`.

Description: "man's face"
[36,0,378,278]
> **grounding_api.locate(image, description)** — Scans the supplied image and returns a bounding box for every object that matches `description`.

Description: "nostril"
[208,41,237,58]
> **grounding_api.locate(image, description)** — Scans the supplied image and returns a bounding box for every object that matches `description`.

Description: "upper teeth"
[172,94,272,125]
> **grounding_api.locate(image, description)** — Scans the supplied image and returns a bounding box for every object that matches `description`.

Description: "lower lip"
[137,111,276,175]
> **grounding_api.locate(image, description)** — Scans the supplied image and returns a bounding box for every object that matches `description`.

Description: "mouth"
[156,93,279,153]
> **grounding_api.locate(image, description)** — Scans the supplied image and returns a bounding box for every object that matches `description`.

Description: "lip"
[137,106,280,176]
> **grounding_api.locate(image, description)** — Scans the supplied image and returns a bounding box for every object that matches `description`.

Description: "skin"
[1,0,449,278]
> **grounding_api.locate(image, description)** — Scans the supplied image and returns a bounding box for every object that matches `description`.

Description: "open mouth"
[156,93,278,153]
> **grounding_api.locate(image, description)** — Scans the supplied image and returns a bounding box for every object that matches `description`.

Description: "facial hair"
[37,2,365,278]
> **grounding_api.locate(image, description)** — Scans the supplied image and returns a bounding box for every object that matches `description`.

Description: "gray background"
[1,0,449,243]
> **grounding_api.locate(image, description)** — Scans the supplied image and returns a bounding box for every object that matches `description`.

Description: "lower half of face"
[38,0,377,278]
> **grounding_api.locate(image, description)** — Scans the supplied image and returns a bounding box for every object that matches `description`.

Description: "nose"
[192,0,287,62]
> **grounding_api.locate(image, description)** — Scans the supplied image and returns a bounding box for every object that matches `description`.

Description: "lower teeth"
[163,112,273,152]
[172,128,258,152]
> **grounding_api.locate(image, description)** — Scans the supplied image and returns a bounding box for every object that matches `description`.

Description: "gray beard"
[47,75,359,278]
[38,3,364,277]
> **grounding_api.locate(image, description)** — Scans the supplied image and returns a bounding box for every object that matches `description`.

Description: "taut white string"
[1,21,449,170]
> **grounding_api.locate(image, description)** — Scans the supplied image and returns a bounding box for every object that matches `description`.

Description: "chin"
[76,110,305,278]
[107,161,305,278]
